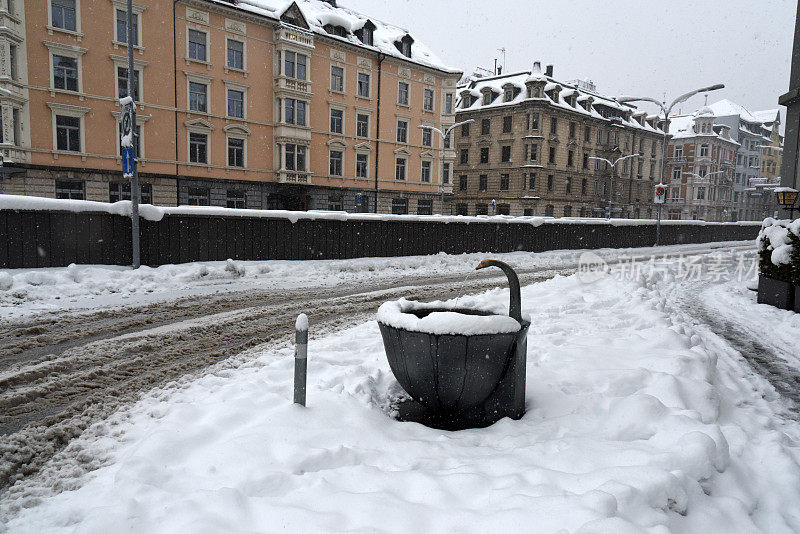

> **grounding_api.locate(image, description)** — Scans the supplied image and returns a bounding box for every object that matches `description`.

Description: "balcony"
[275,76,313,97]
[695,155,712,165]
[276,170,310,184]
[666,156,686,165]
[276,26,315,49]
[0,145,30,164]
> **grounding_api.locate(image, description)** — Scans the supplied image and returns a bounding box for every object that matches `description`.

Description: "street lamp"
[775,187,799,219]
[419,119,475,214]
[588,153,640,219]
[617,83,724,244]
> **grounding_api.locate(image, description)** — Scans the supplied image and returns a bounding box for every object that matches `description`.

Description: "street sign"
[356,193,362,206]
[654,184,666,204]
[122,147,134,178]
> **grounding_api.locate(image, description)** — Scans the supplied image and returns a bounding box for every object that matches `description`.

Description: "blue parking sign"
[122,147,134,177]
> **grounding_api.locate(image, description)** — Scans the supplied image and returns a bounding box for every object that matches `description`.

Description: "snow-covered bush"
[757,218,795,282]
[790,220,800,285]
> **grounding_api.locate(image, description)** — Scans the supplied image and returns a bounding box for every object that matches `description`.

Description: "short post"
[294,313,308,406]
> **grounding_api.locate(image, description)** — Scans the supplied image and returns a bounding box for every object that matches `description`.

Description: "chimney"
[497,66,502,75]
[545,64,553,77]
[532,61,541,73]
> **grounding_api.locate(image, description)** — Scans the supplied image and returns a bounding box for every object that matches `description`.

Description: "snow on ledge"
[377,298,522,335]
[0,194,763,227]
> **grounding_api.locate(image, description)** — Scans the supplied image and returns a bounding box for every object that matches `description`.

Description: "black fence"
[0,209,760,269]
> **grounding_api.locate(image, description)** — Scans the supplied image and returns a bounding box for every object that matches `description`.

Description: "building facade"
[0,0,461,215]
[664,108,737,222]
[451,64,665,218]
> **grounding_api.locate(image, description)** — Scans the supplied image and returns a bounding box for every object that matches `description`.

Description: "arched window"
[545,204,554,216]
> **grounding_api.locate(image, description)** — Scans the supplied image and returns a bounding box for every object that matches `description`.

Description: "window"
[116,9,138,46]
[357,72,370,97]
[56,179,84,199]
[331,65,344,92]
[416,199,433,215]
[189,132,207,163]
[483,92,493,105]
[697,187,706,200]
[501,146,511,163]
[227,89,244,118]
[504,89,514,102]
[227,39,244,70]
[228,137,244,167]
[188,29,207,62]
[569,122,576,138]
[356,153,368,178]
[52,0,77,31]
[459,175,468,191]
[480,147,489,164]
[563,206,572,217]
[423,88,434,111]
[330,108,343,134]
[329,150,343,176]
[584,125,591,141]
[476,204,488,215]
[117,67,140,100]
[460,149,469,164]
[548,146,556,164]
[503,116,512,133]
[550,117,557,134]
[53,55,78,92]
[479,174,487,191]
[461,122,470,137]
[421,161,432,182]
[281,98,307,126]
[328,195,343,211]
[500,174,509,190]
[524,208,534,216]
[582,153,588,169]
[395,157,406,180]
[56,115,80,152]
[109,182,152,204]
[398,81,409,105]
[497,204,510,215]
[284,143,306,171]
[700,144,709,157]
[397,120,408,143]
[187,187,209,206]
[283,51,307,80]
[637,161,643,178]
[9,44,16,80]
[456,203,468,215]
[356,113,369,138]
[547,174,554,191]
[567,150,574,167]
[392,198,408,215]
[545,204,554,216]
[420,127,432,147]
[444,134,451,149]
[443,163,450,184]
[565,177,572,193]
[529,144,538,161]
[189,82,207,112]
[481,119,490,135]
[581,178,587,195]
[445,93,453,114]
[530,112,540,130]
[227,190,246,209]
[528,173,536,189]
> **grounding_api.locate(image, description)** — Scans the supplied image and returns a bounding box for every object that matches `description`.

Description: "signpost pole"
[654,183,666,246]
[126,0,140,269]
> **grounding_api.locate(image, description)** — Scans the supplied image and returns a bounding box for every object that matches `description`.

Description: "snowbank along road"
[0,243,753,494]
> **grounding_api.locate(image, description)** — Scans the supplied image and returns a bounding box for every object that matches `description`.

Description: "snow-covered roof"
[667,114,739,146]
[707,99,762,126]
[753,108,780,125]
[455,69,664,134]
[208,0,459,73]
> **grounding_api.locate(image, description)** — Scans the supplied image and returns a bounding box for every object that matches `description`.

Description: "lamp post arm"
[617,96,667,114]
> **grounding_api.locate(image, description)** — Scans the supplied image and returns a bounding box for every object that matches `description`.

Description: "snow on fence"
[0,195,761,268]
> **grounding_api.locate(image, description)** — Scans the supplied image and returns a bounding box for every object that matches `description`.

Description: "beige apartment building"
[451,63,665,218]
[664,108,738,221]
[0,0,461,214]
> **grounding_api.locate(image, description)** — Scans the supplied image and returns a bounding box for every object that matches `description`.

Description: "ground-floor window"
[497,204,510,215]
[391,198,408,215]
[328,194,343,211]
[544,204,554,217]
[109,181,152,204]
[456,203,468,216]
[187,187,210,206]
[563,205,572,217]
[226,189,246,209]
[475,204,488,215]
[55,179,84,200]
[523,208,534,216]
[417,199,433,215]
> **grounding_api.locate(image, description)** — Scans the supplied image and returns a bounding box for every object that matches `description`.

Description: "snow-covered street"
[2,241,800,533]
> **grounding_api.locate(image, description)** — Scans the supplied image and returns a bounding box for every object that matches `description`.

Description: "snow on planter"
[376,298,522,335]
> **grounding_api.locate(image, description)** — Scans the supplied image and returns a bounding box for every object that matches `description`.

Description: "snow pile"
[377,298,521,335]
[757,218,796,266]
[4,271,800,532]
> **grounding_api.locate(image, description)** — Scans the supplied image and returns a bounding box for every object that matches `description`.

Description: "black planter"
[757,274,795,310]
[795,286,800,313]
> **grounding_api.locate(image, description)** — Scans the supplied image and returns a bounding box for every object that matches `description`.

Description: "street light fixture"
[588,153,640,219]
[617,83,724,244]
[419,119,475,214]
[775,187,799,219]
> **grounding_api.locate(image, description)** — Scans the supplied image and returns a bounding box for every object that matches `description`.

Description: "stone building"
[664,108,738,222]
[451,63,665,218]
[0,0,461,214]
[752,108,783,216]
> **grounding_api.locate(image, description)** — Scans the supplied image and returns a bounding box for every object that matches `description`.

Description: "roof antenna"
[497,47,506,72]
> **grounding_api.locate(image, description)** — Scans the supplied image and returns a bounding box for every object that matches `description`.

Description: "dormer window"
[395,34,414,58]
[354,20,376,45]
[504,89,513,102]
[482,91,494,105]
[324,24,348,38]
[533,87,541,98]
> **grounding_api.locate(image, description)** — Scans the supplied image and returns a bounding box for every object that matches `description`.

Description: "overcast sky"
[344,0,796,119]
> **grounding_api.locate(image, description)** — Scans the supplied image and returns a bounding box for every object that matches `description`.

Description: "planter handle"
[476,259,523,323]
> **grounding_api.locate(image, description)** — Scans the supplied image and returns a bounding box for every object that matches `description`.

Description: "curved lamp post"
[588,153,640,219]
[419,119,475,214]
[617,83,725,243]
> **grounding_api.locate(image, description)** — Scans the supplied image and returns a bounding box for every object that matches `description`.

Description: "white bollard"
[294,314,308,406]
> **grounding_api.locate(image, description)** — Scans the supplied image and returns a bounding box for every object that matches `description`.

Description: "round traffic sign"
[655,186,666,197]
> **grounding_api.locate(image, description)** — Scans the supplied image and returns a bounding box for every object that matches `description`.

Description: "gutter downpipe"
[373,52,385,213]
